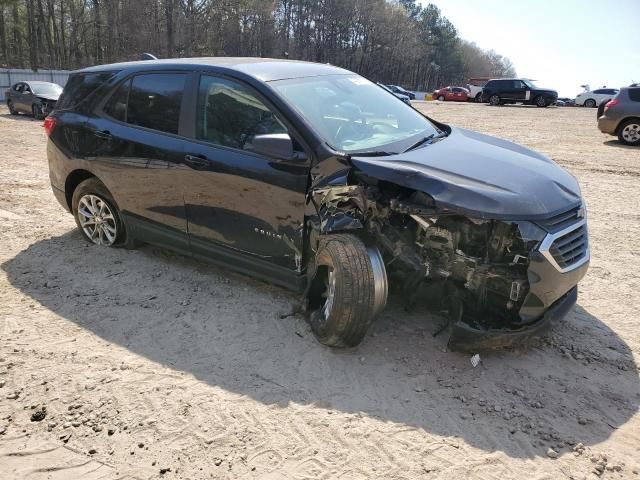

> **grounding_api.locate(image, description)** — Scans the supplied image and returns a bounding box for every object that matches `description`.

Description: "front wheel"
[618,119,640,146]
[437,95,445,101]
[489,94,501,106]
[584,99,597,108]
[32,103,45,120]
[535,96,548,107]
[308,234,388,348]
[475,92,482,103]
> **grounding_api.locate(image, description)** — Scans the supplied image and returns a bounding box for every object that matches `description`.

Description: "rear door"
[181,73,310,272]
[86,72,191,252]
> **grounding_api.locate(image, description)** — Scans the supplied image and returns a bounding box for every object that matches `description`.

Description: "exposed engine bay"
[309,176,549,341]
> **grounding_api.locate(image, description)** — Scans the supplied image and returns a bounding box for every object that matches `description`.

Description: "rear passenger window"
[126,73,186,135]
[196,75,287,151]
[57,72,116,110]
[629,88,640,102]
[103,79,131,122]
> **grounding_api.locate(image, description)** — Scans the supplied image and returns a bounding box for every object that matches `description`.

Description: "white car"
[575,87,619,108]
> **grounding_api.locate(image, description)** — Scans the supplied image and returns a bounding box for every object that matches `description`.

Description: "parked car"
[46,58,589,350]
[597,86,640,146]
[466,77,490,102]
[575,87,619,108]
[481,78,558,107]
[377,83,411,104]
[556,97,575,107]
[385,84,416,100]
[432,86,469,102]
[5,81,62,119]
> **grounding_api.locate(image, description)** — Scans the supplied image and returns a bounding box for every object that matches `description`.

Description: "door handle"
[184,154,209,168]
[93,130,112,140]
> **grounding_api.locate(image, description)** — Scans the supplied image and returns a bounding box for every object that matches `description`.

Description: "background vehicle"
[557,97,575,107]
[432,86,469,102]
[466,77,490,102]
[47,58,588,351]
[386,84,416,100]
[378,83,411,104]
[5,81,62,119]
[597,86,640,146]
[481,78,558,107]
[575,86,619,108]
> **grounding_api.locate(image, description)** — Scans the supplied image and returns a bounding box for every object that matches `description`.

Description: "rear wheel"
[308,234,387,348]
[618,119,640,146]
[584,99,597,108]
[489,94,501,106]
[7,100,18,115]
[437,95,445,101]
[72,178,136,248]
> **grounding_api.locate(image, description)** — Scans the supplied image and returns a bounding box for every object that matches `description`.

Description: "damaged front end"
[307,172,589,351]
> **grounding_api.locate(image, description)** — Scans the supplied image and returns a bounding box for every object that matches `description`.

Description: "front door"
[182,74,310,272]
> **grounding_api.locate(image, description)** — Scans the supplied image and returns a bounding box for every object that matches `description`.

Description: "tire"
[597,99,610,119]
[32,103,45,120]
[7,100,18,115]
[584,99,597,108]
[535,96,548,107]
[617,119,640,146]
[71,178,137,248]
[308,234,387,348]
[475,92,482,103]
[489,94,501,106]
[437,95,445,101]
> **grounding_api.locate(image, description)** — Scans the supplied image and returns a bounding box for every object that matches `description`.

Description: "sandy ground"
[0,102,639,480]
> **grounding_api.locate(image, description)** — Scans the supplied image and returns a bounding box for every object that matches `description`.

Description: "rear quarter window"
[56,72,116,110]
[628,88,640,102]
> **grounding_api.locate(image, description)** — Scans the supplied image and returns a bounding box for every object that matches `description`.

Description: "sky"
[422,0,640,97]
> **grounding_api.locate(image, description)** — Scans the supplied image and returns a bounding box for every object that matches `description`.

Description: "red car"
[433,86,470,102]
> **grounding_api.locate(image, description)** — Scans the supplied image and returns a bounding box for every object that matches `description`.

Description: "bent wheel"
[308,234,388,348]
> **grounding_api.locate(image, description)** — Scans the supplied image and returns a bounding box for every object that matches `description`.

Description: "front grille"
[537,205,583,232]
[548,223,588,269]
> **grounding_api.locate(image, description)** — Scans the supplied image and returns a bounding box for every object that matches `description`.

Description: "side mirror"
[252,133,302,161]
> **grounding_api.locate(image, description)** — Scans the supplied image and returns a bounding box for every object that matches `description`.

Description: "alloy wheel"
[321,268,336,321]
[621,123,640,144]
[77,194,118,246]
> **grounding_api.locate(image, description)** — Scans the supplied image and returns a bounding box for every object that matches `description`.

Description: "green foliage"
[0,0,516,91]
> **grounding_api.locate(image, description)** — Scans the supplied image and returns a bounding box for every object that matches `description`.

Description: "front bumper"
[597,115,618,135]
[448,286,578,351]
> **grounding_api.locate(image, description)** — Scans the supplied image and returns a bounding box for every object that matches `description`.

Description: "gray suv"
[597,87,640,146]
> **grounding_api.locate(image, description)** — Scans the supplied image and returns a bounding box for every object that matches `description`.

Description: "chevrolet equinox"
[46,58,589,350]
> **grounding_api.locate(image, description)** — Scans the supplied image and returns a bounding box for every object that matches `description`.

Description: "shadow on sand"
[2,230,638,459]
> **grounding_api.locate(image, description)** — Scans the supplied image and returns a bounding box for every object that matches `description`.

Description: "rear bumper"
[597,115,618,135]
[448,286,578,351]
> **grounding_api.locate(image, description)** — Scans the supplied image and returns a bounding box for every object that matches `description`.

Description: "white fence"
[0,68,71,101]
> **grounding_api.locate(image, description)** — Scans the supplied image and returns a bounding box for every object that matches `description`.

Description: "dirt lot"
[0,102,639,480]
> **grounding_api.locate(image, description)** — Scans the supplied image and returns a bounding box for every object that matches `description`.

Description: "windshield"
[31,83,63,96]
[271,74,438,153]
[522,79,537,89]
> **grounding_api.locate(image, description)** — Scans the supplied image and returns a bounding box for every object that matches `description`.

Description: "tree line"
[0,0,516,91]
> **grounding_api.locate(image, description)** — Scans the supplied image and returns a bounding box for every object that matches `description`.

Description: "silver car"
[597,87,640,146]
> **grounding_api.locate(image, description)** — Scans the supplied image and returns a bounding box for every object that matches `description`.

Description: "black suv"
[46,58,588,350]
[482,78,558,107]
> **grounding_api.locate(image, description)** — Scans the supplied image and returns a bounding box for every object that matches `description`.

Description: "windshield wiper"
[403,131,447,152]
[348,150,396,157]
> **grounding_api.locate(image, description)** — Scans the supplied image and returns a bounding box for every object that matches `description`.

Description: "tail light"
[604,99,619,111]
[43,116,57,137]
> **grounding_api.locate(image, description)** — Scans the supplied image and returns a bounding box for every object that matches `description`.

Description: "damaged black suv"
[46,58,589,350]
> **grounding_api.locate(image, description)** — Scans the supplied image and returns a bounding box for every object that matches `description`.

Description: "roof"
[77,57,352,82]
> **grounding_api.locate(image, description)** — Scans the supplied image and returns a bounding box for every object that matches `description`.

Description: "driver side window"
[196,75,287,152]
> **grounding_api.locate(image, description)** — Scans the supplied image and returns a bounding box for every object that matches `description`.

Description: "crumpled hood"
[350,127,581,220]
[36,94,59,102]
